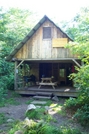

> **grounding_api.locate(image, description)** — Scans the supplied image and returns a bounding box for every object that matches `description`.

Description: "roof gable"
[6,15,73,61]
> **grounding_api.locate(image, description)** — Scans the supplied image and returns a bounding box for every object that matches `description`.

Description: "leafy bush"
[8,120,82,134]
[64,97,84,111]
[74,104,89,126]
[25,107,53,122]
[0,80,7,102]
[25,108,45,120]
[0,60,14,104]
[61,126,82,134]
[64,98,77,108]
[64,65,89,125]
[0,74,14,104]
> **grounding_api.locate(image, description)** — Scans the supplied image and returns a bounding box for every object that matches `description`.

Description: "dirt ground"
[0,91,88,133]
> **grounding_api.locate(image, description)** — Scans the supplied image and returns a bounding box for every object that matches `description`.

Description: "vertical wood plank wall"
[15,20,76,59]
[30,63,39,81]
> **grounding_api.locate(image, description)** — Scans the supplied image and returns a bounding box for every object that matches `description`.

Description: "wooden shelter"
[6,15,81,96]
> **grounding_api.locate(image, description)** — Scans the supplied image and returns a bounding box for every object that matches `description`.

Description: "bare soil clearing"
[0,91,88,133]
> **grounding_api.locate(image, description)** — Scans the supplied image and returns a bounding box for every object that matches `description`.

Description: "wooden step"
[36,92,52,96]
[31,100,47,105]
[33,95,51,100]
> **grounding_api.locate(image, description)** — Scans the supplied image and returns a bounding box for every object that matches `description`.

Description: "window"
[43,27,51,39]
[59,69,65,78]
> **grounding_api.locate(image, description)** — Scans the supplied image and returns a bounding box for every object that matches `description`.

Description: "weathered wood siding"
[30,63,39,81]
[15,20,76,59]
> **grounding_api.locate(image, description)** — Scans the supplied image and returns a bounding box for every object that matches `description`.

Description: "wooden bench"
[38,82,57,89]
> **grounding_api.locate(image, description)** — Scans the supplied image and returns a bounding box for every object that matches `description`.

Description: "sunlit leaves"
[0,7,37,96]
[64,7,89,125]
[0,7,37,58]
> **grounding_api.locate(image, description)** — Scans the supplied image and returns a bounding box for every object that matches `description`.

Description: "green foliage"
[74,104,89,126]
[64,98,78,108]
[0,113,7,125]
[64,66,89,125]
[25,99,34,104]
[0,71,14,102]
[8,120,23,134]
[25,107,53,122]
[6,98,20,105]
[45,100,52,106]
[0,7,37,102]
[25,108,43,120]
[63,6,89,126]
[60,20,77,40]
[61,126,81,134]
[61,7,89,42]
[8,120,82,134]
[0,98,20,107]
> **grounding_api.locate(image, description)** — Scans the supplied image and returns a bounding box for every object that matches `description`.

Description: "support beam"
[72,59,81,67]
[16,60,24,68]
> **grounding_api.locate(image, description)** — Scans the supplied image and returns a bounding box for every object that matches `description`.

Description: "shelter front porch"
[15,59,80,89]
[14,59,80,97]
[15,86,77,97]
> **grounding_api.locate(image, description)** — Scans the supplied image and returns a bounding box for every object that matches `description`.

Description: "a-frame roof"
[6,15,73,61]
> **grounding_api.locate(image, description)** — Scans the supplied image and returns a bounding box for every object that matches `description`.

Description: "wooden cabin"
[6,15,81,97]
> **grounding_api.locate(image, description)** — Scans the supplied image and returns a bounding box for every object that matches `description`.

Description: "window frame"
[43,27,51,39]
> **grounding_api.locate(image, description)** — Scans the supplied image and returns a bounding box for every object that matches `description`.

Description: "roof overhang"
[13,58,80,63]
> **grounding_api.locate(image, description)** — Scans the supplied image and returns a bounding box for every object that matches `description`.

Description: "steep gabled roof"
[6,15,73,61]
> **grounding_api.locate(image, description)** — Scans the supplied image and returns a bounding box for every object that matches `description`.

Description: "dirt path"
[0,92,88,133]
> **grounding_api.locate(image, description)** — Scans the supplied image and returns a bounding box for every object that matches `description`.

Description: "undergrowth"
[0,113,7,125]
[8,120,82,134]
[64,97,89,126]
[0,98,20,107]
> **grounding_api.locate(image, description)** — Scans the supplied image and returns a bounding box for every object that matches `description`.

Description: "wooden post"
[14,61,18,90]
[52,63,53,76]
[38,63,39,81]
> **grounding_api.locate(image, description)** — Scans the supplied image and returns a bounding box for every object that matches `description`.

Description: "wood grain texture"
[15,20,76,60]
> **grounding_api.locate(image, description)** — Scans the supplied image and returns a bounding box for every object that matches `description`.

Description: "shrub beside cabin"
[6,16,80,96]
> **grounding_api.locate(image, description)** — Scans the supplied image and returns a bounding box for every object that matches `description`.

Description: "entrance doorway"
[39,63,52,80]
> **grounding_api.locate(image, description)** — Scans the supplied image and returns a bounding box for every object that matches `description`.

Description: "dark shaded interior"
[39,63,74,86]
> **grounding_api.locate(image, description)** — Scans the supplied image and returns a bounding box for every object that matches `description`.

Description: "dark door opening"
[39,63,52,81]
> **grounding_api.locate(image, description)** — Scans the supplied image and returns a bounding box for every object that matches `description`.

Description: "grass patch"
[11,92,21,97]
[0,113,7,125]
[0,99,6,107]
[6,98,20,105]
[0,98,20,107]
[45,100,52,106]
[49,103,66,116]
[25,98,34,104]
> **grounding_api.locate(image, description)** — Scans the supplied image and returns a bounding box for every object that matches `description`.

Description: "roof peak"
[6,15,73,61]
